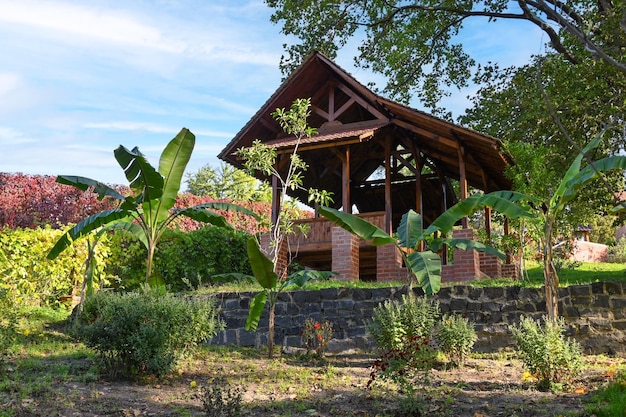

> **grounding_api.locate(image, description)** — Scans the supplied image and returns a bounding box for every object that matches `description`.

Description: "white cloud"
[0,0,185,53]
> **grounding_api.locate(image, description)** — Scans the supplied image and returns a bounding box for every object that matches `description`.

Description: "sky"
[0,0,546,186]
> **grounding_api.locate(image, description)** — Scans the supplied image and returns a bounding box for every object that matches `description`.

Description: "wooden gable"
[219,52,513,228]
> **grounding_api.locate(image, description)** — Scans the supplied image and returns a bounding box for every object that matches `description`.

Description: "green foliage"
[510,316,582,391]
[155,227,251,291]
[301,318,333,358]
[367,334,437,416]
[585,370,626,417]
[0,288,18,368]
[608,238,626,263]
[72,288,224,377]
[320,191,532,294]
[268,1,625,116]
[47,128,258,285]
[433,314,477,366]
[0,226,110,306]
[186,162,271,203]
[367,293,439,353]
[195,374,245,417]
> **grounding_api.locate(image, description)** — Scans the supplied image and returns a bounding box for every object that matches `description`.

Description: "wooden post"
[384,137,393,234]
[457,143,468,228]
[342,147,351,213]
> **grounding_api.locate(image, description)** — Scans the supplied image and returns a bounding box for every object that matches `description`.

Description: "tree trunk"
[146,242,155,283]
[268,302,275,358]
[543,222,560,321]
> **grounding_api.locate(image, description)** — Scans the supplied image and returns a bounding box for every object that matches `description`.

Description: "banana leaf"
[56,175,126,201]
[318,206,395,246]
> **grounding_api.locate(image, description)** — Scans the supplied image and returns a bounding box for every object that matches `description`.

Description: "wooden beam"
[342,146,351,213]
[335,83,388,120]
[384,136,393,234]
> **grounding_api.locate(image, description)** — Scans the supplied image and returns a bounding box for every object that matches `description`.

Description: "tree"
[186,162,271,203]
[47,128,259,286]
[266,0,625,114]
[460,52,626,244]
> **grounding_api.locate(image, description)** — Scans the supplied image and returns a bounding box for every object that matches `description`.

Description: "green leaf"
[156,128,195,222]
[55,176,126,201]
[287,270,336,287]
[397,210,424,249]
[47,209,130,259]
[406,250,441,295]
[106,222,149,250]
[431,238,505,260]
[114,145,164,200]
[559,155,626,209]
[192,201,262,221]
[245,291,268,331]
[550,133,604,211]
[318,206,395,246]
[247,237,278,290]
[174,207,232,229]
[427,191,536,235]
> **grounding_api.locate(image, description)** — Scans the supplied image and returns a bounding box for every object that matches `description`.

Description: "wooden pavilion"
[219,51,517,282]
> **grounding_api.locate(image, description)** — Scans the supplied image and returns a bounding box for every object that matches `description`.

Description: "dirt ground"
[3,350,623,417]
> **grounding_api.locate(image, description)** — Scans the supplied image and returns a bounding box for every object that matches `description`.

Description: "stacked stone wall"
[210,282,626,355]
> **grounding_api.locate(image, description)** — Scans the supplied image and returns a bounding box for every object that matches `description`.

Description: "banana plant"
[538,133,626,320]
[215,237,335,358]
[319,190,535,295]
[47,128,260,287]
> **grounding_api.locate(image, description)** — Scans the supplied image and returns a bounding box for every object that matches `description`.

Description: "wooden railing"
[291,211,385,250]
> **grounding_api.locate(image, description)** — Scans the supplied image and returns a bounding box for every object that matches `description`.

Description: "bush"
[367,293,439,352]
[72,288,224,377]
[301,318,333,358]
[105,227,252,292]
[608,237,626,263]
[0,226,110,306]
[434,314,477,366]
[510,315,582,391]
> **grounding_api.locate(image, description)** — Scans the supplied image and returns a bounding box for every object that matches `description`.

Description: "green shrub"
[0,226,110,306]
[608,237,626,263]
[585,370,626,417]
[367,293,439,352]
[72,288,224,377]
[510,315,582,391]
[434,313,477,366]
[105,227,251,292]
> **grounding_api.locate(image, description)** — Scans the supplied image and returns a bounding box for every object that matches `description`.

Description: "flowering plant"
[301,318,333,357]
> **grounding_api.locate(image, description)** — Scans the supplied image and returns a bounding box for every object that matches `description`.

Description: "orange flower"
[314,323,321,330]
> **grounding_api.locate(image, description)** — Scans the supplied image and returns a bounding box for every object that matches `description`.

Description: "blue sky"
[0,0,545,186]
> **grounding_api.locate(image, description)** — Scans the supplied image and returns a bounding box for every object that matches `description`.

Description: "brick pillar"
[331,226,359,280]
[441,228,480,283]
[259,233,289,279]
[377,244,402,282]
[479,252,502,279]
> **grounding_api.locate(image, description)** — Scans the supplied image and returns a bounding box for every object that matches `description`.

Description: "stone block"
[449,297,467,311]
[569,285,591,296]
[606,282,623,295]
[352,288,372,301]
[594,294,610,309]
[612,297,626,309]
[612,320,626,330]
[483,286,504,300]
[238,330,258,347]
[591,282,606,295]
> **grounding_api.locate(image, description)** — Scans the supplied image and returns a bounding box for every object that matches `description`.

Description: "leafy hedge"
[0,225,252,303]
[0,226,110,307]
[106,226,252,291]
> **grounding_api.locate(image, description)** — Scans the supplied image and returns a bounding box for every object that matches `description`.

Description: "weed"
[301,318,333,358]
[195,373,245,417]
[510,315,582,391]
[434,314,477,366]
[584,370,626,417]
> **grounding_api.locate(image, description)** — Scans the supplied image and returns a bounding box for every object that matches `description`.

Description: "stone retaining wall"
[210,282,626,355]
